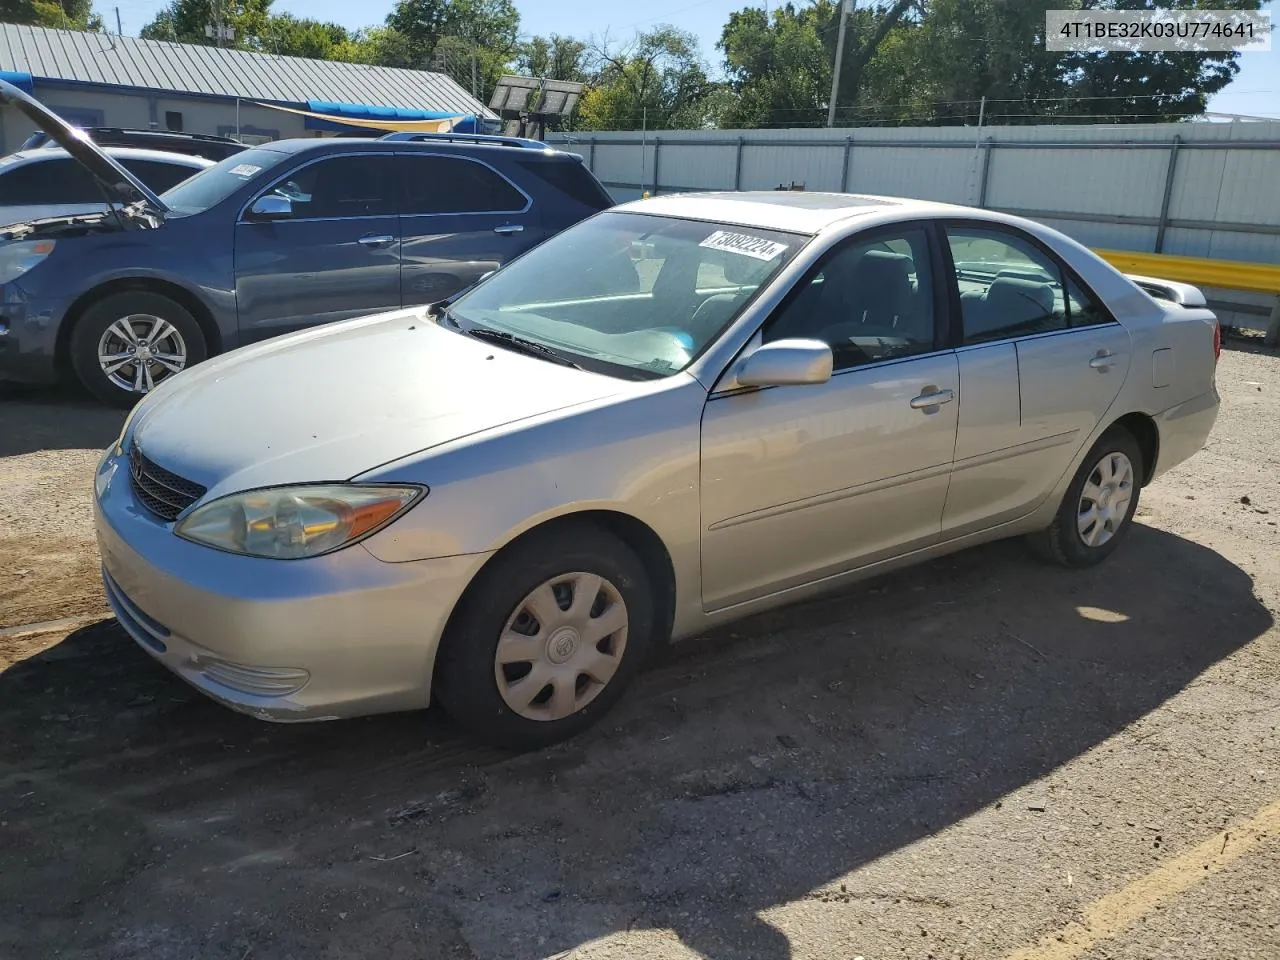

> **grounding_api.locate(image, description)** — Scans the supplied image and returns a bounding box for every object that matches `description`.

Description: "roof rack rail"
[379,131,549,150]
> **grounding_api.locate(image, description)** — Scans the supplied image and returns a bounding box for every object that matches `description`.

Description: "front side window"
[401,155,526,215]
[946,226,1071,345]
[764,227,938,371]
[258,155,397,219]
[446,211,803,379]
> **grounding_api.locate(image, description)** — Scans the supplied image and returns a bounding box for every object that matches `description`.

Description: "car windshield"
[160,146,291,216]
[446,211,805,379]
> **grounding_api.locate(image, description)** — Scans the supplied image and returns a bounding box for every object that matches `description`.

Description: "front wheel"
[434,524,655,751]
[1028,426,1144,567]
[69,290,208,408]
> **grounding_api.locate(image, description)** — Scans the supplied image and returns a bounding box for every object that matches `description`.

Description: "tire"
[434,523,655,751]
[1028,425,1144,568]
[69,290,208,408]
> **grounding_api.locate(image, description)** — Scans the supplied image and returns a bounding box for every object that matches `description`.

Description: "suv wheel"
[69,291,208,408]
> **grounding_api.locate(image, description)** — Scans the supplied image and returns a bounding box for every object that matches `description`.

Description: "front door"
[397,153,545,305]
[234,153,401,343]
[700,224,959,611]
[940,223,1133,533]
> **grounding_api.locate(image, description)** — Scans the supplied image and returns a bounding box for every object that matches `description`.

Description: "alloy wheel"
[96,313,189,393]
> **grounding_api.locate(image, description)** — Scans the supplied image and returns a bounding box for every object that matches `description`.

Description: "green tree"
[140,0,273,48]
[577,26,716,131]
[261,13,350,59]
[0,0,102,30]
[517,34,590,82]
[330,26,418,68]
[719,2,834,128]
[385,0,520,67]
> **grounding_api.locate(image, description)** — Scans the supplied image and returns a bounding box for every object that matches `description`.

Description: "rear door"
[234,152,401,342]
[940,222,1132,533]
[397,153,545,305]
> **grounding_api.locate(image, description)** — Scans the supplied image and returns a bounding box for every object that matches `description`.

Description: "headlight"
[0,239,56,284]
[174,484,424,559]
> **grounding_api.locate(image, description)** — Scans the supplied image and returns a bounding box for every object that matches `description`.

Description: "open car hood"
[0,78,170,216]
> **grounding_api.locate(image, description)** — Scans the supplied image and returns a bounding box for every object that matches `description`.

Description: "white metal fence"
[549,122,1280,332]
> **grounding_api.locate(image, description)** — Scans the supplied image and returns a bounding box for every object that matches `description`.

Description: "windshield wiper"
[462,326,583,369]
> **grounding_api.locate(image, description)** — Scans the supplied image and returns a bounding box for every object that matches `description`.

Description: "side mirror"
[736,338,833,388]
[248,194,292,220]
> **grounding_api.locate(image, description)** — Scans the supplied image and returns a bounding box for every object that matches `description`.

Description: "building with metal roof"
[0,23,497,153]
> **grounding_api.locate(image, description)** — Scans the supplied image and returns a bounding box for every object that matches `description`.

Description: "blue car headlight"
[0,239,56,284]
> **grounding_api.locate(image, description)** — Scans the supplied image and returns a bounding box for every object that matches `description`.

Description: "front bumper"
[93,446,491,721]
[0,288,64,385]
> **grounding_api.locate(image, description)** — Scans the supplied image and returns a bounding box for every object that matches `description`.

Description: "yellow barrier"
[1093,248,1280,296]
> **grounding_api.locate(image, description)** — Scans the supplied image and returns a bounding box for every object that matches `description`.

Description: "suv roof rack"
[379,131,549,150]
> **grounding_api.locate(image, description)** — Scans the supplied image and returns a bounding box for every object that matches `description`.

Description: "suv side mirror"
[248,195,292,220]
[736,338,833,388]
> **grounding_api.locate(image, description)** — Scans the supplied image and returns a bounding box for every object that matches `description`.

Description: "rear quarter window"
[512,158,613,210]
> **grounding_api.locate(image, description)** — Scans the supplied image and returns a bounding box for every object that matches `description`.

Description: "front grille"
[129,444,206,521]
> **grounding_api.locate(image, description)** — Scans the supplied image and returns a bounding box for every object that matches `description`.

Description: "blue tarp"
[0,71,34,94]
[303,99,480,133]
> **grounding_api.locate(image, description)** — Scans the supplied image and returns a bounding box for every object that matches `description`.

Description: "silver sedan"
[94,191,1222,749]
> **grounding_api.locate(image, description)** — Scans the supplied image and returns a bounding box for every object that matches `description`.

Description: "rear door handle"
[493,223,524,235]
[909,387,954,410]
[358,234,395,248]
[1089,350,1115,370]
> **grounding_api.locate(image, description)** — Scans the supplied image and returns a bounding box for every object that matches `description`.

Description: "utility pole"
[826,0,853,128]
[114,6,122,36]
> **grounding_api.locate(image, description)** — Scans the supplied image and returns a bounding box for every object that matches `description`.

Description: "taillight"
[1213,320,1222,363]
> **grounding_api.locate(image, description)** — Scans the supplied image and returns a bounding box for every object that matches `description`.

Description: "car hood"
[0,78,169,215]
[129,309,626,498]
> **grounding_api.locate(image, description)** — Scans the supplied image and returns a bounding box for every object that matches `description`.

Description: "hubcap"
[97,314,188,394]
[1077,451,1135,548]
[494,572,629,722]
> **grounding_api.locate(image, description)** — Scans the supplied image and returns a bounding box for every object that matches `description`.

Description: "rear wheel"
[69,291,207,408]
[434,523,654,751]
[1029,426,1144,567]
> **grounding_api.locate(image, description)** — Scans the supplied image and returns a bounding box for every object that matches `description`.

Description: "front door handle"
[358,234,395,248]
[1089,350,1115,370]
[493,223,524,235]
[909,386,954,410]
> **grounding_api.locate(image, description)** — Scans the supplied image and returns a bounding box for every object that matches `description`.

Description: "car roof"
[618,190,987,235]
[3,146,212,167]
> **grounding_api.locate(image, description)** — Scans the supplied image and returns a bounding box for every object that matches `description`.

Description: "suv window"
[512,158,612,209]
[401,155,527,215]
[946,225,1073,344]
[764,227,938,371]
[262,155,397,219]
[0,157,102,204]
[120,159,200,194]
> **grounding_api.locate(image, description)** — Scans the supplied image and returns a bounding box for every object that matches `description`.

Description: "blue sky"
[104,0,1279,119]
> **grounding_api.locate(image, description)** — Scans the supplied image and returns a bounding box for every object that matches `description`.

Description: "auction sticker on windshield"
[227,163,262,178]
[699,230,788,261]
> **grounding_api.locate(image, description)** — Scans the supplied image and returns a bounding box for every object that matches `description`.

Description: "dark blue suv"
[0,80,613,406]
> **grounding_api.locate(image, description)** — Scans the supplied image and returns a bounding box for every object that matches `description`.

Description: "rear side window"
[512,158,613,209]
[0,158,102,204]
[400,155,527,215]
[945,226,1068,345]
[120,159,201,194]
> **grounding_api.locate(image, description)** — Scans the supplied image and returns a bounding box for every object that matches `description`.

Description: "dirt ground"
[2,343,1279,960]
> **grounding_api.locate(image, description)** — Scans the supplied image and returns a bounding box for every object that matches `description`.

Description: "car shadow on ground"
[0,384,127,457]
[0,524,1271,959]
